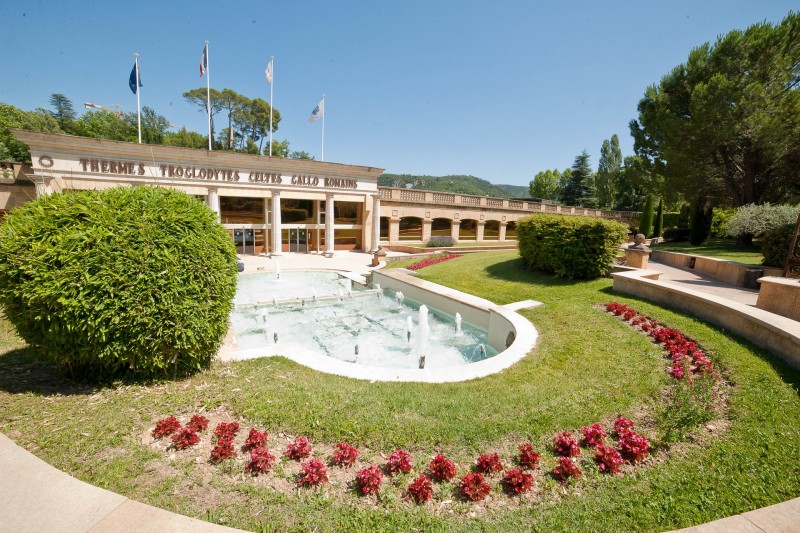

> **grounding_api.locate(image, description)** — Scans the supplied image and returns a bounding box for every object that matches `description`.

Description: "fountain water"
[273,295,278,306]
[312,287,317,301]
[275,260,281,280]
[260,308,269,323]
[417,305,430,369]
[455,312,462,334]
[406,315,413,344]
[395,291,405,305]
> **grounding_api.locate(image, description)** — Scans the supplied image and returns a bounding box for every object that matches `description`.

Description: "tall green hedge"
[761,223,795,268]
[517,214,628,279]
[638,194,654,237]
[0,186,238,379]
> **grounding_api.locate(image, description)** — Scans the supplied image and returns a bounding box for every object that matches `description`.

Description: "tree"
[630,12,800,212]
[562,151,595,207]
[183,88,223,145]
[0,103,64,163]
[638,194,655,237]
[126,106,169,145]
[165,128,207,149]
[690,196,714,245]
[529,169,561,200]
[289,150,314,160]
[265,139,290,158]
[72,109,136,142]
[49,93,76,131]
[653,198,664,237]
[596,134,623,208]
[615,156,649,211]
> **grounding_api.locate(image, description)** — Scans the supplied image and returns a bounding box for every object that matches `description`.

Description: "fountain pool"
[230,273,497,370]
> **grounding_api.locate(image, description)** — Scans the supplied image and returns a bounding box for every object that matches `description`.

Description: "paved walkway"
[1,251,797,532]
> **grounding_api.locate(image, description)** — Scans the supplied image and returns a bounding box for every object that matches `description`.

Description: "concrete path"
[649,259,760,306]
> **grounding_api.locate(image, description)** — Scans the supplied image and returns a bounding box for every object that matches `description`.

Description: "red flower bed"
[245,447,276,475]
[580,423,606,447]
[594,444,623,474]
[210,439,236,463]
[459,472,491,502]
[475,452,503,473]
[614,416,635,437]
[619,430,651,462]
[243,428,268,451]
[356,464,383,495]
[502,467,534,494]
[332,442,360,467]
[170,428,199,450]
[407,254,463,271]
[187,414,209,433]
[553,457,582,481]
[429,453,457,482]
[213,421,240,442]
[518,443,541,470]
[297,458,328,487]
[152,416,181,440]
[385,448,413,475]
[407,475,433,504]
[285,436,313,460]
[553,432,581,457]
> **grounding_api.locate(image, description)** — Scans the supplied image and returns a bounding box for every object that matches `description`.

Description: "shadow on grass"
[483,258,590,288]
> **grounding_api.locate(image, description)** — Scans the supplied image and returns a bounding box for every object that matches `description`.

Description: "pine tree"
[562,151,594,207]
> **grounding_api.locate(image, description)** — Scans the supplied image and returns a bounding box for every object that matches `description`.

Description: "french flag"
[200,44,207,77]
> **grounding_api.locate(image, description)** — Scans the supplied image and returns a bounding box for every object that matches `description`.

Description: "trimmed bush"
[638,194,654,238]
[761,223,794,268]
[281,208,309,223]
[0,186,238,379]
[517,214,627,279]
[663,227,691,242]
[426,236,455,248]
[653,199,664,238]
[661,213,681,229]
[690,199,713,245]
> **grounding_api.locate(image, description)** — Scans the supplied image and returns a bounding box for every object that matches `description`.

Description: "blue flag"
[129,63,142,94]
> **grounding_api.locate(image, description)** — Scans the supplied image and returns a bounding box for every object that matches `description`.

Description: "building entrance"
[288,228,308,253]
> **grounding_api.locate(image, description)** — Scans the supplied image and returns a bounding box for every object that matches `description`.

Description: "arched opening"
[431,218,451,237]
[459,219,478,241]
[484,220,500,240]
[399,216,423,241]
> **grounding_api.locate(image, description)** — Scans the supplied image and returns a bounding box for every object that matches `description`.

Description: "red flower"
[332,442,360,467]
[580,423,606,447]
[475,452,503,473]
[594,444,623,474]
[170,428,199,450]
[210,439,236,463]
[187,414,209,433]
[502,467,534,494]
[213,421,240,442]
[245,447,276,475]
[385,448,413,475]
[553,432,581,457]
[623,309,637,320]
[152,416,181,440]
[243,428,269,451]
[553,457,582,481]
[407,475,433,504]
[407,254,463,271]
[619,430,651,462]
[429,453,457,482]
[285,436,313,460]
[518,443,541,470]
[356,464,383,496]
[459,472,491,502]
[297,458,328,487]
[614,416,635,437]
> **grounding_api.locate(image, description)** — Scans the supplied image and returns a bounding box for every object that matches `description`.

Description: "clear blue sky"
[1,1,796,187]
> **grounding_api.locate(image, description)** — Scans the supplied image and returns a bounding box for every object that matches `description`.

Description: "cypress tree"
[653,198,664,237]
[638,194,655,237]
[689,196,713,245]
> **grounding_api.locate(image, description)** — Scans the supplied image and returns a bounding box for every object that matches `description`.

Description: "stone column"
[271,191,282,256]
[325,193,335,257]
[207,187,220,222]
[476,221,485,242]
[450,220,460,242]
[389,217,400,243]
[422,219,432,243]
[499,222,507,241]
[262,197,270,255]
[370,194,381,252]
[314,200,321,253]
[31,175,54,197]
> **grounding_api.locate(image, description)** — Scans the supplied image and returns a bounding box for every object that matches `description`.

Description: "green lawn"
[650,238,763,264]
[1,251,798,532]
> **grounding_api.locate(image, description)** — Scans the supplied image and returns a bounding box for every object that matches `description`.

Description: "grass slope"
[0,251,798,532]
[651,238,763,264]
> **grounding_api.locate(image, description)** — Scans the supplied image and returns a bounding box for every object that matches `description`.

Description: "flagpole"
[321,94,325,162]
[268,56,274,157]
[134,53,141,144]
[205,41,212,151]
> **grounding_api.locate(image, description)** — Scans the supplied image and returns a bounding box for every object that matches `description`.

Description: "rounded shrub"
[426,236,455,248]
[0,186,238,379]
[761,223,794,268]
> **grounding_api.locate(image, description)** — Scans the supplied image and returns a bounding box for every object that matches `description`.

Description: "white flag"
[265,58,273,84]
[308,99,324,123]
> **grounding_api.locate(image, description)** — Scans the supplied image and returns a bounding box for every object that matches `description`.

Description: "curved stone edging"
[611,269,800,369]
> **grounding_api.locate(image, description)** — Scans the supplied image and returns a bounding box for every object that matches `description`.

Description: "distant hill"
[378,174,529,198]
